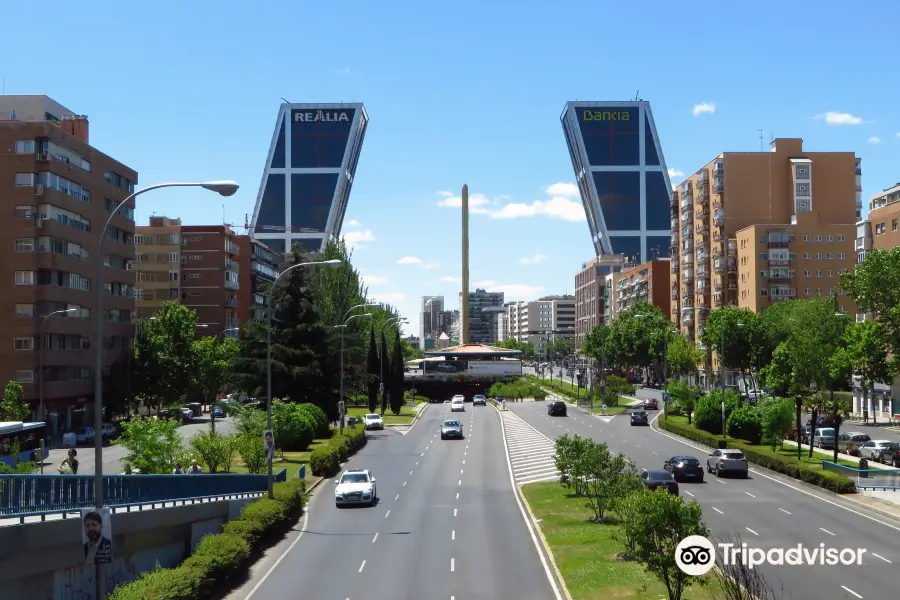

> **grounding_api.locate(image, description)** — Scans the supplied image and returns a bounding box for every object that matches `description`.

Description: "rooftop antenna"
[634,89,640,101]
[758,129,764,151]
[280,97,291,104]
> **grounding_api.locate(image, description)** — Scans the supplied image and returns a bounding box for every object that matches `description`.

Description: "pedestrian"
[58,448,79,474]
[172,463,184,474]
[186,459,203,474]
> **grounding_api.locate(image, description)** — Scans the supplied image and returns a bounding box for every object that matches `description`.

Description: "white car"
[450,396,465,412]
[363,414,384,430]
[334,469,377,507]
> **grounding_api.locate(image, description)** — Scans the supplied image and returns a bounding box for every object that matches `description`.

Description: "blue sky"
[6,0,899,338]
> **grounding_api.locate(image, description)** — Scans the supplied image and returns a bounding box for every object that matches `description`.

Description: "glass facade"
[250,104,368,252]
[561,101,673,263]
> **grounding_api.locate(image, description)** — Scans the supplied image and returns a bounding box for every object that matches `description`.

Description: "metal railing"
[0,472,278,519]
[821,461,900,489]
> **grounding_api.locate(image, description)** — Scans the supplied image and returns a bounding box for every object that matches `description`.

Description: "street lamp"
[334,312,374,434]
[38,307,77,468]
[92,180,238,599]
[265,259,342,497]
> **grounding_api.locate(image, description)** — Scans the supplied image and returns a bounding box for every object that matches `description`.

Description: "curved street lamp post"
[265,259,342,497]
[93,181,238,600]
[334,304,378,433]
[38,307,78,469]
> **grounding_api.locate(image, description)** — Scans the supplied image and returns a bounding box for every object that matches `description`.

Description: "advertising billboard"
[467,360,522,376]
[423,360,467,374]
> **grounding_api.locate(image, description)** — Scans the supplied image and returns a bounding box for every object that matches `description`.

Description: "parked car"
[812,427,836,449]
[663,456,704,482]
[837,432,871,456]
[860,440,900,463]
[641,469,679,495]
[706,449,749,478]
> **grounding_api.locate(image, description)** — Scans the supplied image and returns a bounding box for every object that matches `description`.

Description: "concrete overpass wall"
[0,498,255,600]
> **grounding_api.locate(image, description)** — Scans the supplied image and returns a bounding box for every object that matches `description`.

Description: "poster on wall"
[466,360,523,376]
[81,507,112,564]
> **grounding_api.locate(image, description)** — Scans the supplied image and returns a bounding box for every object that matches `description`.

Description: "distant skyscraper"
[460,289,504,344]
[250,103,368,254]
[560,101,674,264]
[420,295,444,341]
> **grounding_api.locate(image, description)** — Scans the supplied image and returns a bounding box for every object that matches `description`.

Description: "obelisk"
[461,184,470,345]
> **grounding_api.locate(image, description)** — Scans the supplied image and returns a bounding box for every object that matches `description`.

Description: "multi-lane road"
[236,402,561,600]
[506,400,898,600]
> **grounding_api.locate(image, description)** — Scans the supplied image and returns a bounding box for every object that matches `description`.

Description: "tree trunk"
[862,386,869,425]
[795,397,803,460]
[808,407,818,459]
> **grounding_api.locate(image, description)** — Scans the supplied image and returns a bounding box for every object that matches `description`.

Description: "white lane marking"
[745,527,759,536]
[359,559,366,573]
[416,461,419,466]
[684,491,695,497]
[464,451,467,456]
[454,508,458,517]
[841,586,863,599]
[421,452,425,456]
[712,507,724,514]
[372,533,378,543]
[394,494,399,501]
[745,492,756,498]
[458,479,462,486]
[450,557,455,572]
[779,508,792,515]
[456,492,459,499]
[716,479,727,485]
[460,469,464,474]
[820,527,836,536]
[648,411,900,539]
[385,510,391,518]
[410,470,414,475]
[452,530,455,540]
[651,451,659,455]
[635,445,641,448]
[403,481,407,487]
[462,459,466,465]
[242,474,319,599]
[872,553,891,563]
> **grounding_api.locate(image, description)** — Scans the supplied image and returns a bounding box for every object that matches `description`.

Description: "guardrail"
[822,460,900,490]
[0,470,285,521]
[488,398,508,411]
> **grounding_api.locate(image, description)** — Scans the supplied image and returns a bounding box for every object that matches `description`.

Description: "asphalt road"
[42,416,235,475]
[508,401,898,600]
[240,402,559,600]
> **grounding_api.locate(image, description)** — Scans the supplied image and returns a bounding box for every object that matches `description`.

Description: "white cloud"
[369,292,406,304]
[474,279,496,287]
[814,111,863,126]
[436,191,491,214]
[692,102,715,117]
[397,256,423,265]
[341,229,375,250]
[668,168,684,178]
[346,219,360,227]
[520,253,547,265]
[440,276,460,283]
[421,262,439,271]
[490,196,585,222]
[545,182,579,197]
[360,274,388,286]
[896,132,900,138]
[868,136,881,144]
[486,284,544,300]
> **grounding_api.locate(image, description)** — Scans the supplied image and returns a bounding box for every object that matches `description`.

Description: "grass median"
[522,481,720,600]
[346,404,417,425]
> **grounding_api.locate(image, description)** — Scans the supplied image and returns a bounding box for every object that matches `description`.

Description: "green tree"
[189,430,235,474]
[582,324,610,365]
[606,302,669,378]
[379,330,390,416]
[366,327,380,413]
[545,337,572,362]
[666,333,705,380]
[627,491,710,600]
[389,330,405,415]
[495,338,535,359]
[120,418,184,474]
[132,302,200,412]
[400,338,424,360]
[757,396,794,450]
[667,380,700,424]
[191,336,240,432]
[271,400,315,451]
[230,402,267,437]
[832,320,894,425]
[0,381,29,421]
[841,246,900,354]
[235,433,267,474]
[700,306,764,390]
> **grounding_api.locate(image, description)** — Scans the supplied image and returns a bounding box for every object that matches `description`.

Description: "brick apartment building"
[574,258,606,351]
[178,225,241,338]
[0,95,137,431]
[134,217,181,319]
[611,258,672,318]
[236,235,281,325]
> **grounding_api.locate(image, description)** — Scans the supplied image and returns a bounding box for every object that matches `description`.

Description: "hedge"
[309,427,367,477]
[658,417,856,494]
[108,478,307,600]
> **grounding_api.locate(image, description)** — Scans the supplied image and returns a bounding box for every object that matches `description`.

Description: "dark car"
[663,456,704,482]
[440,419,464,440]
[473,395,487,406]
[630,409,649,426]
[548,400,567,416]
[641,469,679,495]
[643,399,659,410]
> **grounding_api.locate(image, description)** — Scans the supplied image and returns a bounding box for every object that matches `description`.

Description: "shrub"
[273,402,316,451]
[189,431,235,474]
[309,445,340,477]
[235,434,267,474]
[108,479,306,600]
[727,405,763,445]
[693,391,742,434]
[297,403,329,437]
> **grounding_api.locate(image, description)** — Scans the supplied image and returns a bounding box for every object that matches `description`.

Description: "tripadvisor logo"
[675,535,867,576]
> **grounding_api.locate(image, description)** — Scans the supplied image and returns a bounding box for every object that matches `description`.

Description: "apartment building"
[736,212,856,312]
[236,236,281,325]
[506,295,576,355]
[0,95,137,430]
[134,217,182,319]
[867,183,900,251]
[612,259,671,318]
[671,138,859,346]
[574,258,607,350]
[180,225,241,337]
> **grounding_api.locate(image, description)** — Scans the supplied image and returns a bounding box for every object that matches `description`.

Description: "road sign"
[338,400,345,414]
[663,392,670,402]
[411,388,417,395]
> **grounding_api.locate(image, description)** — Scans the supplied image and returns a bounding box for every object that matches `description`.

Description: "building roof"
[424,343,522,356]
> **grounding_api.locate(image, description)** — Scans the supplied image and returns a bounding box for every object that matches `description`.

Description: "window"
[803,235,810,242]
[14,238,34,252]
[828,270,834,277]
[15,271,35,285]
[14,337,34,351]
[134,235,144,244]
[796,182,811,196]
[816,253,823,259]
[804,270,811,277]
[803,252,810,259]
[14,370,34,384]
[838,235,845,242]
[188,273,202,279]
[805,288,811,296]
[838,253,845,260]
[189,254,201,260]
[14,205,36,219]
[15,140,35,154]
[760,290,768,296]
[817,270,823,277]
[894,219,899,232]
[795,164,810,179]
[816,235,822,242]
[817,288,823,295]
[15,304,34,317]
[15,173,35,186]
[169,270,178,281]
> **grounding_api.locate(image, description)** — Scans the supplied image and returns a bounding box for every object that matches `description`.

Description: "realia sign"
[293,110,353,123]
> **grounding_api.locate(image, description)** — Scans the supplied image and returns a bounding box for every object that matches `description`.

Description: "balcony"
[697,185,710,204]
[713,208,724,224]
[697,250,707,262]
[727,240,737,255]
[680,212,691,224]
[767,233,791,248]
[713,230,723,242]
[224,280,239,290]
[696,237,706,250]
[225,259,239,271]
[225,242,240,255]
[714,281,723,290]
[682,298,694,308]
[770,288,796,301]
[671,218,679,229]
[682,312,694,325]
[682,271,694,283]
[682,240,693,252]
[696,223,708,234]
[682,252,693,263]
[225,297,238,307]
[768,269,793,280]
[671,292,679,301]
[712,199,723,209]
[696,208,708,220]
[714,177,724,192]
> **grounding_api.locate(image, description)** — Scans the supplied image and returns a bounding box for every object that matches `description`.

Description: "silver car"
[440,419,464,440]
[706,449,749,478]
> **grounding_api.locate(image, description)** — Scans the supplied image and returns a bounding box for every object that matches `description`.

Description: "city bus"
[0,421,46,466]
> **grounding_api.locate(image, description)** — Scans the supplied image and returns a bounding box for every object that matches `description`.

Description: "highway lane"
[244,402,557,600]
[508,401,897,600]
